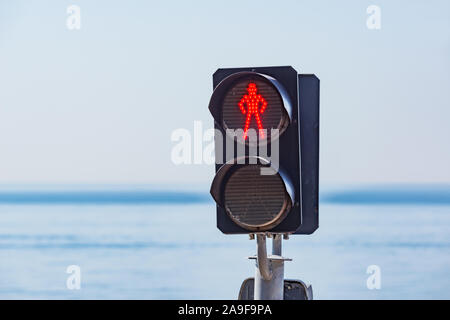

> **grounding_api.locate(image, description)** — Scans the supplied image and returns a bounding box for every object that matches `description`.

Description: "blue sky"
[0,0,449,187]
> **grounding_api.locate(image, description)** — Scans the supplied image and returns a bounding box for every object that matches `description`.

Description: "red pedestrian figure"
[238,82,268,139]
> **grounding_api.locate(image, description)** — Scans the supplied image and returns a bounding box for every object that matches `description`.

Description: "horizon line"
[0,186,448,205]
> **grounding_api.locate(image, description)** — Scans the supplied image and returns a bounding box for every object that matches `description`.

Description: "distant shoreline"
[0,186,449,205]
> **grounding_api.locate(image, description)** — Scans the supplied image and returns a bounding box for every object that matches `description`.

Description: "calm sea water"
[0,187,449,299]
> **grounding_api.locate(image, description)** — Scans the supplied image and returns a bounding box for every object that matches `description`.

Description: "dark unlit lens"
[224,165,289,230]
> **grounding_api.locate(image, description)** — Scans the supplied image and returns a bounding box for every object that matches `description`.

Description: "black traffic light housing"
[209,66,319,235]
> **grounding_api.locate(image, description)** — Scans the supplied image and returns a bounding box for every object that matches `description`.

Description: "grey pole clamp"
[248,233,292,300]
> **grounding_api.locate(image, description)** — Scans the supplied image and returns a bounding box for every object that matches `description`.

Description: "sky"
[0,0,449,187]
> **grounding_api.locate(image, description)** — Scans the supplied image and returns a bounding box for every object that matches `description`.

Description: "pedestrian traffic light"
[208,66,319,235]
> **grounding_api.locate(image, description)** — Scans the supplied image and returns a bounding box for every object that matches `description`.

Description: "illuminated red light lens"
[238,83,268,139]
[221,78,288,142]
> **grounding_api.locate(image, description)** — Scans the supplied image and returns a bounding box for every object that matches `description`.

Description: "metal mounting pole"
[252,234,290,300]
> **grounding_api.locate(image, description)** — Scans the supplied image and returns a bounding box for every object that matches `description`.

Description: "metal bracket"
[248,234,291,281]
[247,233,290,299]
[244,232,313,300]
